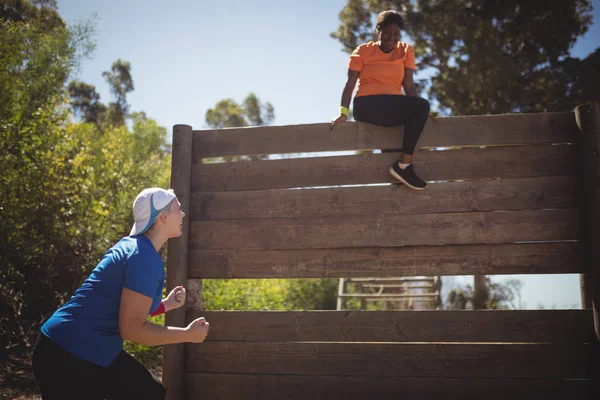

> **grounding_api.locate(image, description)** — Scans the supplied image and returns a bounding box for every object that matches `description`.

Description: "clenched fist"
[186,317,209,343]
[164,285,186,311]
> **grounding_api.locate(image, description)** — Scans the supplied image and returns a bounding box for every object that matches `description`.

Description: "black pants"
[32,333,166,400]
[353,94,430,155]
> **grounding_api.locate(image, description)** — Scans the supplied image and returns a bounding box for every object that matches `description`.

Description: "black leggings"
[32,333,166,400]
[353,95,430,155]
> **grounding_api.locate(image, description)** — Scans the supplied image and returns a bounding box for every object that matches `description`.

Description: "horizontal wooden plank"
[185,373,591,400]
[192,144,577,192]
[192,112,577,159]
[186,342,591,378]
[190,176,578,220]
[190,209,578,250]
[188,310,595,344]
[188,242,584,278]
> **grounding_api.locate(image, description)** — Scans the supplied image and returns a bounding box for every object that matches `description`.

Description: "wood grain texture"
[187,310,595,344]
[192,112,577,159]
[190,176,577,221]
[185,374,590,400]
[186,342,591,379]
[576,103,600,342]
[163,124,193,400]
[189,209,579,250]
[188,242,583,278]
[192,144,577,192]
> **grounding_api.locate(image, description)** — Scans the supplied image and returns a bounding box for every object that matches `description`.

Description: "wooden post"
[163,124,193,400]
[473,275,487,310]
[186,278,203,311]
[575,103,600,340]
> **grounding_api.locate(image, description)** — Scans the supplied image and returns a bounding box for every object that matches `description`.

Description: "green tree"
[68,59,137,129]
[1,0,64,33]
[102,59,134,126]
[286,279,339,310]
[446,277,523,310]
[68,80,107,126]
[201,278,338,311]
[331,0,596,115]
[205,92,275,129]
[203,279,290,311]
[0,11,170,354]
[0,14,93,349]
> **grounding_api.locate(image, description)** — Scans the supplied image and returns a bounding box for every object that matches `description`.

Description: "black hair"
[375,10,405,34]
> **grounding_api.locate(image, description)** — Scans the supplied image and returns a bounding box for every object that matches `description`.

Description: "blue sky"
[57,0,600,310]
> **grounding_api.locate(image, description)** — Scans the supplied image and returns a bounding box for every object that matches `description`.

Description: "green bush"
[202,278,338,311]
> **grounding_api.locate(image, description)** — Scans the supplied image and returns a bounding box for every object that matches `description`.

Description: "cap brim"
[130,221,145,236]
[130,223,138,236]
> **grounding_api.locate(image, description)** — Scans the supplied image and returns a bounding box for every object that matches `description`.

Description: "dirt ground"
[0,353,162,400]
[0,353,40,400]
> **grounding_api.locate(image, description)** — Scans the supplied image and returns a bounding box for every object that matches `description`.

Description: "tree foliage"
[446,277,524,310]
[1,0,64,33]
[205,92,275,129]
[102,59,134,126]
[0,7,170,353]
[332,0,597,115]
[68,59,135,128]
[68,80,107,126]
[202,278,338,311]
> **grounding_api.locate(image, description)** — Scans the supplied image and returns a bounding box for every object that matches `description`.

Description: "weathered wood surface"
[185,374,590,400]
[576,103,600,342]
[193,144,577,192]
[188,242,583,278]
[190,176,577,221]
[186,342,591,379]
[185,279,202,311]
[192,112,577,159]
[164,125,193,400]
[190,209,578,250]
[187,310,595,344]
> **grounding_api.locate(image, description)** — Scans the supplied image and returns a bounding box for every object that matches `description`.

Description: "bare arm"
[341,69,360,108]
[331,69,360,130]
[119,288,207,346]
[402,68,418,97]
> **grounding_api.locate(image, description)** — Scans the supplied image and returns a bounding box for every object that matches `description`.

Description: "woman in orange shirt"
[331,10,434,190]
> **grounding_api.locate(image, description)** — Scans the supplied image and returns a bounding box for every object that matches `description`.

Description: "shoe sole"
[389,166,427,191]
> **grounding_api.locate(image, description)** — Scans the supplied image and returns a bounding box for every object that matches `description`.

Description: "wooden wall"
[164,109,599,400]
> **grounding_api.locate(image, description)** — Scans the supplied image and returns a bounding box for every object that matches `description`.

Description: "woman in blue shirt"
[32,188,209,400]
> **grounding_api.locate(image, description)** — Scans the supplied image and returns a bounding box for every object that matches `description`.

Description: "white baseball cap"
[130,188,177,236]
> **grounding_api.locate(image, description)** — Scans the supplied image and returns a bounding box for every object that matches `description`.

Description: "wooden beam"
[188,310,595,344]
[185,279,202,311]
[163,124,193,400]
[190,176,578,221]
[185,373,590,400]
[576,103,600,341]
[186,342,591,379]
[188,242,583,279]
[192,112,577,159]
[192,144,577,192]
[190,209,578,250]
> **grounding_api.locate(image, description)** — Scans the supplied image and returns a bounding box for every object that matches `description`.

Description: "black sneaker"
[389,163,427,190]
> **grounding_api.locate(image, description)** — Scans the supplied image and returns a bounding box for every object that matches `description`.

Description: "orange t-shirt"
[348,41,417,98]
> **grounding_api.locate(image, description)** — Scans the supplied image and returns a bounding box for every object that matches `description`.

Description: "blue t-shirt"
[41,235,164,367]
